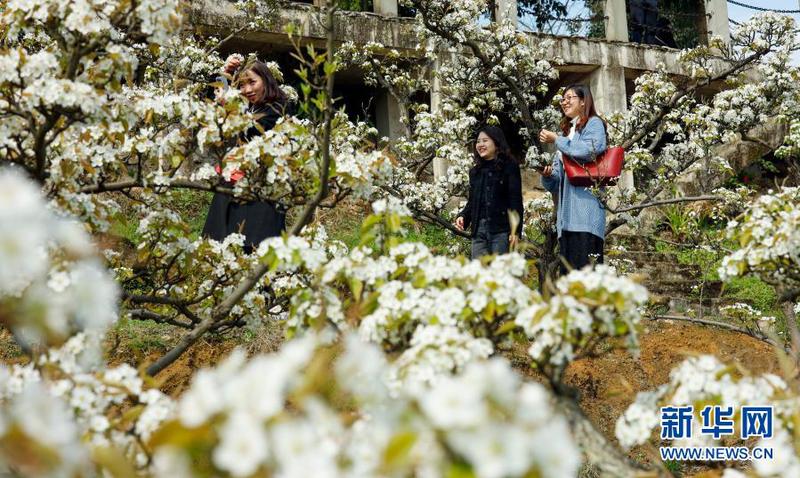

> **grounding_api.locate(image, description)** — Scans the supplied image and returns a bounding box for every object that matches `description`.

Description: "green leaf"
[92,446,138,478]
[361,214,383,233]
[382,431,417,468]
[447,462,476,478]
[483,300,496,322]
[387,213,401,232]
[350,277,364,300]
[494,320,519,336]
[323,60,338,76]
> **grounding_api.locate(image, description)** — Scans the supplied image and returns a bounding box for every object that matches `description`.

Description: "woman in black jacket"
[202,57,290,253]
[454,125,524,259]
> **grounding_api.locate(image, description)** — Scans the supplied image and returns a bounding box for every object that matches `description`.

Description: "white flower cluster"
[0,371,92,477]
[777,118,800,161]
[710,185,756,222]
[719,303,776,330]
[0,333,175,475]
[516,265,648,379]
[330,114,395,199]
[0,168,118,347]
[730,11,799,57]
[296,240,531,338]
[615,354,800,478]
[525,144,551,170]
[410,0,488,43]
[3,0,179,42]
[390,109,477,214]
[719,187,800,283]
[112,195,340,329]
[153,333,580,478]
[388,324,493,390]
[371,195,413,217]
[609,12,799,206]
[523,193,555,241]
[337,41,430,100]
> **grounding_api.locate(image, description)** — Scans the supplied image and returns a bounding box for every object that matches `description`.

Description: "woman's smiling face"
[560,88,584,119]
[475,132,497,160]
[239,69,265,105]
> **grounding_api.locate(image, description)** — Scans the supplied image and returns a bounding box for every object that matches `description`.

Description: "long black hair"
[472,125,518,170]
[235,60,287,105]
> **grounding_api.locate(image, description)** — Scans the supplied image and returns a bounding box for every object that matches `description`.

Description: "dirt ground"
[1,307,783,477]
[561,319,783,476]
[565,319,781,438]
[124,317,782,441]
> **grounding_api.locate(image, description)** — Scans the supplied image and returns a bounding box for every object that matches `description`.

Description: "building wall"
[186,0,732,188]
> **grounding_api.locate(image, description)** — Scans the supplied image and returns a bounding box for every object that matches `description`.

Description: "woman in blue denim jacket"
[538,84,607,274]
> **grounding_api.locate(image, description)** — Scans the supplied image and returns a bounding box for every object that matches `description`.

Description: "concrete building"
[187,0,755,191]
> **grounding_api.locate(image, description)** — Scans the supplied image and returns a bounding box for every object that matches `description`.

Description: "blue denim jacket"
[541,116,607,240]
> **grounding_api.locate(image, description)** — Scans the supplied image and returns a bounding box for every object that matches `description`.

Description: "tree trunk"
[554,396,662,478]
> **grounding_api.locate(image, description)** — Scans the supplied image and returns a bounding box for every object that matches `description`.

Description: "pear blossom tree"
[0,168,586,477]
[719,186,800,325]
[616,355,800,477]
[341,3,800,279]
[4,0,800,475]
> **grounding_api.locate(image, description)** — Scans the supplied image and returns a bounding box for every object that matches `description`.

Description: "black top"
[244,99,290,141]
[459,155,524,238]
[201,97,293,253]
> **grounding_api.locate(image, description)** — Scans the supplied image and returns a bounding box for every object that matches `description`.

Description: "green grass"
[109,317,176,358]
[320,206,365,250]
[653,238,788,332]
[723,276,783,317]
[663,459,683,476]
[168,189,213,239]
[108,190,213,245]
[653,239,728,282]
[406,222,465,255]
[675,248,721,281]
[109,214,142,245]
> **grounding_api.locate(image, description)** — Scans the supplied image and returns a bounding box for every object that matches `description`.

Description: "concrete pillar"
[588,64,634,194]
[704,0,730,44]
[430,56,448,180]
[375,91,404,140]
[588,65,626,115]
[373,0,397,16]
[494,0,517,27]
[604,0,628,42]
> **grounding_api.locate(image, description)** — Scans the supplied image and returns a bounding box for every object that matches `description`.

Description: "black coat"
[459,156,524,238]
[202,99,291,252]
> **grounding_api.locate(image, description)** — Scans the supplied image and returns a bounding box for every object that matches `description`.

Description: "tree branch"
[780,288,800,304]
[554,396,655,477]
[128,309,193,329]
[620,52,764,151]
[650,315,782,350]
[604,195,721,214]
[145,5,340,377]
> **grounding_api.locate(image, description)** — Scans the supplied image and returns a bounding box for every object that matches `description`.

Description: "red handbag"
[214,163,245,182]
[562,146,624,187]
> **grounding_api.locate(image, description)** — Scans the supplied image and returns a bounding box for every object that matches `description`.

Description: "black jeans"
[471,219,510,259]
[558,230,603,275]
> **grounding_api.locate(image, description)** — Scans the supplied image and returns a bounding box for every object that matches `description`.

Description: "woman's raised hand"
[541,165,553,177]
[223,55,242,74]
[538,129,557,144]
[454,216,465,231]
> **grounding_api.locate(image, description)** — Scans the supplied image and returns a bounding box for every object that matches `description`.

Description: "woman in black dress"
[202,57,290,253]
